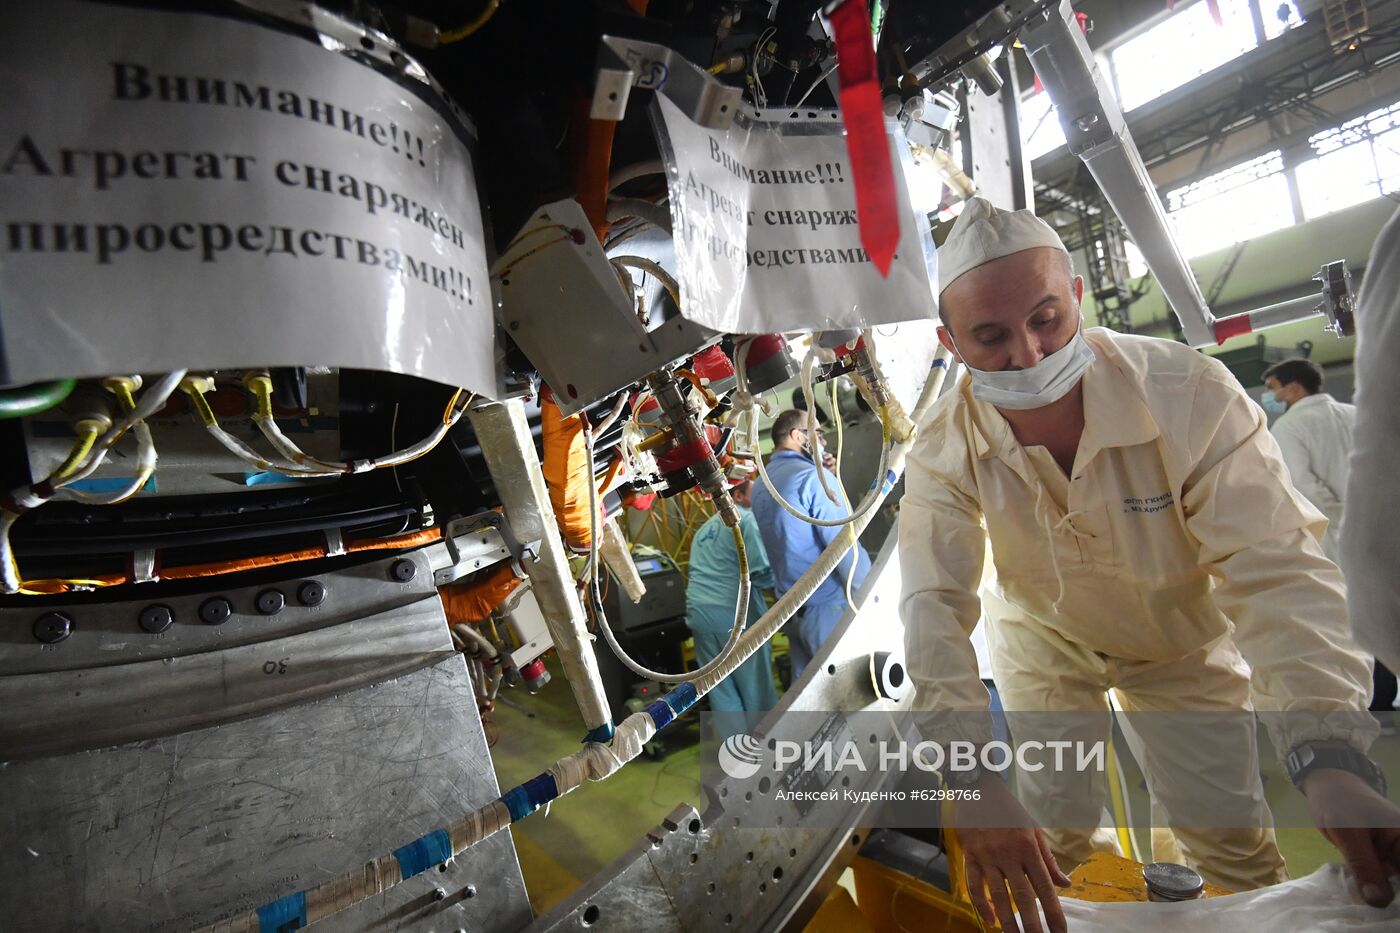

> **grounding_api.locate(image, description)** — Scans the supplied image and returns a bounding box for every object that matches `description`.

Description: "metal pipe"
[1212,293,1321,344]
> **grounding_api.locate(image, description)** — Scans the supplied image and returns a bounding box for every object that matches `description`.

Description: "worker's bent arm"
[898,439,994,744]
[1182,362,1375,756]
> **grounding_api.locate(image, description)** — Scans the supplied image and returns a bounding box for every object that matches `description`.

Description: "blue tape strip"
[393,827,452,880]
[500,785,532,822]
[932,358,948,369]
[501,772,560,822]
[584,722,616,744]
[523,772,558,810]
[65,476,157,495]
[644,698,674,730]
[244,471,314,487]
[257,890,307,932]
[881,468,897,494]
[666,682,699,717]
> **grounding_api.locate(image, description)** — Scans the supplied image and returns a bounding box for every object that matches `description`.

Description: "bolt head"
[34,612,73,644]
[255,589,285,616]
[199,597,233,626]
[296,580,326,607]
[389,558,417,583]
[139,604,174,634]
[432,886,447,901]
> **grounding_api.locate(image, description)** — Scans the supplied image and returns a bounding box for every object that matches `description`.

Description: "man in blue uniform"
[686,477,779,737]
[750,409,871,678]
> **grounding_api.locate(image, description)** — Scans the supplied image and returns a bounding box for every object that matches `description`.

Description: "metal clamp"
[435,510,536,587]
[1317,259,1355,337]
[590,35,742,129]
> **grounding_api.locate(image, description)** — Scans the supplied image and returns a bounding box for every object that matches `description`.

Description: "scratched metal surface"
[0,552,531,932]
[0,655,531,932]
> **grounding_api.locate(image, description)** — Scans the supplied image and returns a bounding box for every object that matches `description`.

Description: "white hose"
[583,420,751,684]
[737,338,892,529]
[54,421,157,504]
[801,348,840,506]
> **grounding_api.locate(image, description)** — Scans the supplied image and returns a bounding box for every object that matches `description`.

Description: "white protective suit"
[1342,206,1400,675]
[1270,392,1355,562]
[900,326,1376,889]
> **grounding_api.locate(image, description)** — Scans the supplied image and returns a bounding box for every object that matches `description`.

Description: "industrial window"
[1020,89,1067,161]
[1109,1,1259,112]
[1262,1,1305,40]
[1295,100,1400,219]
[1166,150,1295,256]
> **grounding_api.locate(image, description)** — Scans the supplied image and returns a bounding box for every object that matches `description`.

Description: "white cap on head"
[936,197,1068,296]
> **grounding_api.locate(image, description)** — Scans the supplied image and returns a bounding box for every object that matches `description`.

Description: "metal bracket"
[1317,259,1356,337]
[435,510,536,587]
[590,35,742,129]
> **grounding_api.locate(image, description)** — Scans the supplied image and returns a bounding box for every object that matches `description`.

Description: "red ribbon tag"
[828,0,899,277]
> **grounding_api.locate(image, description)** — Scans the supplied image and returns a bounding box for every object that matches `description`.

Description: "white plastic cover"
[1053,865,1400,931]
[0,1,495,397]
[653,97,939,335]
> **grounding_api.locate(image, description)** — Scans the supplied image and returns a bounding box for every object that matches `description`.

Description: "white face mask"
[954,324,1095,410]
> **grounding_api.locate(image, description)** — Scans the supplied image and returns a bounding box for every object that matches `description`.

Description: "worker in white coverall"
[1261,357,1354,562]
[1343,205,1400,678]
[899,197,1400,933]
[1263,357,1396,719]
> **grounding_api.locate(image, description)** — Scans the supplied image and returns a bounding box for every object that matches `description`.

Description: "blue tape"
[500,785,532,822]
[584,722,615,744]
[257,891,307,932]
[932,358,948,369]
[393,827,452,880]
[244,471,313,487]
[501,772,559,822]
[65,476,157,495]
[665,682,699,717]
[881,468,897,493]
[644,699,674,730]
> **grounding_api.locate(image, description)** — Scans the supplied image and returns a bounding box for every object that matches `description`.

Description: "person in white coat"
[1343,206,1400,679]
[899,197,1397,933]
[1262,358,1354,562]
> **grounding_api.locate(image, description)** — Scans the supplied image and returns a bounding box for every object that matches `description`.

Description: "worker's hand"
[1302,768,1400,907]
[954,776,1072,933]
[821,449,837,472]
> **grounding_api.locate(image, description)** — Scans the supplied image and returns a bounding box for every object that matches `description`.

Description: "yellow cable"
[438,0,500,43]
[1105,739,1137,859]
[52,425,100,482]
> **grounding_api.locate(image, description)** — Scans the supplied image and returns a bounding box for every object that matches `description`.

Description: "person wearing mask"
[1263,358,1393,720]
[899,197,1395,933]
[1261,358,1354,562]
[1343,206,1400,680]
[685,477,779,737]
[750,409,871,678]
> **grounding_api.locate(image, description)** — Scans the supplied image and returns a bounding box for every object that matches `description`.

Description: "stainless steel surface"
[527,516,916,932]
[1021,0,1218,347]
[0,548,440,678]
[0,552,532,932]
[497,200,719,417]
[590,36,742,129]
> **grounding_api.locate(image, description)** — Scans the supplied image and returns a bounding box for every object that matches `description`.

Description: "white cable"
[801,348,840,506]
[584,419,751,684]
[830,377,861,615]
[609,255,681,307]
[740,338,891,529]
[1,370,187,593]
[54,422,157,504]
[793,61,838,109]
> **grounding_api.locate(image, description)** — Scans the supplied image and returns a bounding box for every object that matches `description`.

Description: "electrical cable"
[583,419,751,684]
[801,347,841,505]
[793,61,838,109]
[56,379,158,505]
[830,377,861,615]
[609,255,681,307]
[437,0,499,43]
[0,378,77,420]
[737,338,891,528]
[2,370,186,594]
